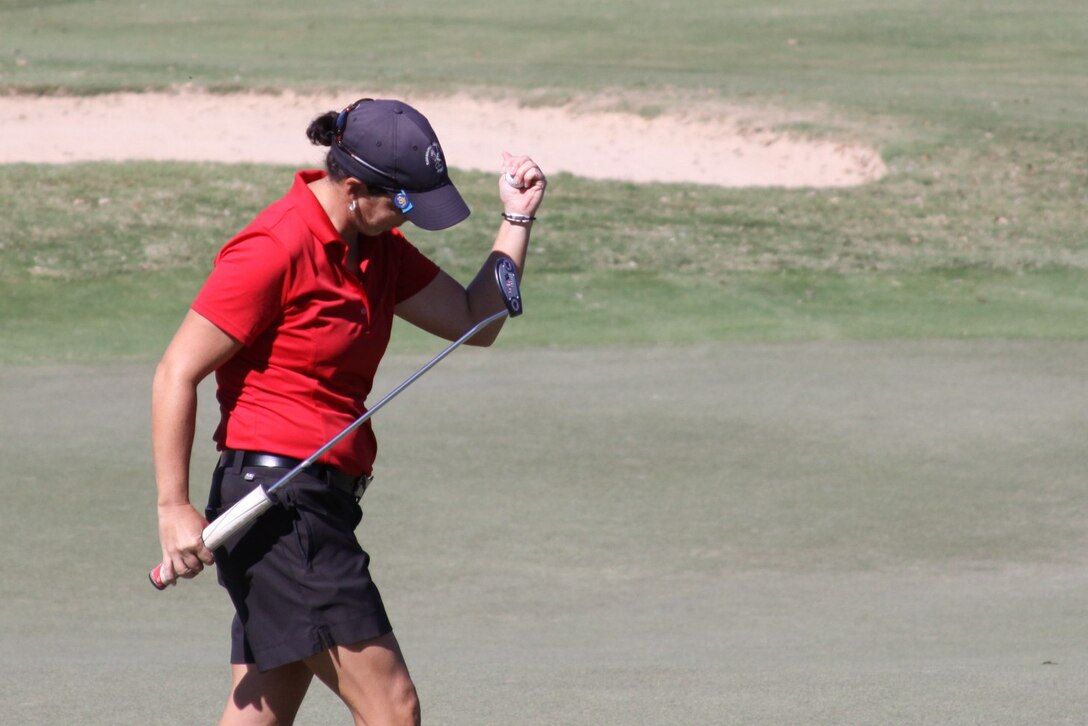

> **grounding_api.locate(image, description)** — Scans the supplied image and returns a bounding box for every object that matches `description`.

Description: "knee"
[394,681,421,726]
[345,683,418,726]
[359,675,418,726]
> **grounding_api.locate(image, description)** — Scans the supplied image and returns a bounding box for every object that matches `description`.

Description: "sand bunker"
[0,91,885,187]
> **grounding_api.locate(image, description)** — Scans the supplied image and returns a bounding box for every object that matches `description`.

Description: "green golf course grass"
[1,1,1086,723]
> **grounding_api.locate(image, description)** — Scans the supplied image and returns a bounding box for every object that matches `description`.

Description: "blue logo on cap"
[393,190,413,213]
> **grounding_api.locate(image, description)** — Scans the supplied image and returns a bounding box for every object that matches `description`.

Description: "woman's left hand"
[499,152,547,218]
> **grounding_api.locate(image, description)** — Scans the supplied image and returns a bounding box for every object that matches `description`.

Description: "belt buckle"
[354,474,374,500]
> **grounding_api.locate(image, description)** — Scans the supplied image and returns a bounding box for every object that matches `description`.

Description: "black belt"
[218,449,372,501]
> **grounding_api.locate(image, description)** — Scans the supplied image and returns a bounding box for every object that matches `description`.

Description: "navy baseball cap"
[331,98,470,231]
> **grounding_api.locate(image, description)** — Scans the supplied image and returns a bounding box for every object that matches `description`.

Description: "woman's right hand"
[156,503,215,586]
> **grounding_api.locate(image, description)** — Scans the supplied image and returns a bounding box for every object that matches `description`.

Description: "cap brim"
[402,182,471,231]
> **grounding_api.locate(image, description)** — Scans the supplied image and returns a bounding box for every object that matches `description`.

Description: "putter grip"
[149,485,274,590]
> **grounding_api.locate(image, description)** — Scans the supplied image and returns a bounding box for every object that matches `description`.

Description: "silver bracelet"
[501,212,536,224]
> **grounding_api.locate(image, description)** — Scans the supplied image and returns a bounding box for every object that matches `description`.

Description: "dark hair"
[306,111,350,181]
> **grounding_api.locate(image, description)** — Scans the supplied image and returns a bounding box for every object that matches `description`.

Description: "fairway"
[2,342,1086,724]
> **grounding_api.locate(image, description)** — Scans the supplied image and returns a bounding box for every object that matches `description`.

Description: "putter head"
[495,256,523,317]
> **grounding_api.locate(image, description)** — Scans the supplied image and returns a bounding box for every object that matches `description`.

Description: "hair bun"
[306,111,339,147]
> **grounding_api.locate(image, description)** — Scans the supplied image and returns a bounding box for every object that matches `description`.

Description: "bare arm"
[396,153,546,345]
[152,309,241,586]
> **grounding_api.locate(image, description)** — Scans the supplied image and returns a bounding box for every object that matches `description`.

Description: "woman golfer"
[153,98,546,725]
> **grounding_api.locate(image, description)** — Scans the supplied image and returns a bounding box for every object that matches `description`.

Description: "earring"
[348,198,358,213]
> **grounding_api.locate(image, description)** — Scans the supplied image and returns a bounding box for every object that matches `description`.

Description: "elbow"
[152,357,182,403]
[464,320,504,347]
[152,356,173,392]
[460,308,507,347]
[465,332,498,348]
[153,349,202,395]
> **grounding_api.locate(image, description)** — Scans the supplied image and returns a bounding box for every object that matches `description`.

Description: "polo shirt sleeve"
[392,231,441,304]
[192,232,290,345]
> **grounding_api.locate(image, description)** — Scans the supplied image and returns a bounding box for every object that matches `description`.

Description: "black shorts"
[205,459,392,672]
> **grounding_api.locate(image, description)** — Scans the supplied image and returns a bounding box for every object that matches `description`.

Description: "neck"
[309,176,356,241]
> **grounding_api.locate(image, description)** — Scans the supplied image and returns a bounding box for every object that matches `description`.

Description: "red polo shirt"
[192,170,440,475]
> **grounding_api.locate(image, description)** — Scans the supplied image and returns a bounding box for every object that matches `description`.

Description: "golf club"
[150,254,523,589]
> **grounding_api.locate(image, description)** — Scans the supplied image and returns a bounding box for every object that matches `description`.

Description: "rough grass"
[1,0,1086,361]
[2,144,1086,285]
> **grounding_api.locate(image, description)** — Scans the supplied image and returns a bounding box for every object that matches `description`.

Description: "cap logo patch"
[393,190,414,213]
[424,142,446,174]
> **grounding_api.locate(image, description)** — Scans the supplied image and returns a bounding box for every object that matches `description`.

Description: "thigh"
[306,632,420,726]
[210,466,391,672]
[219,661,314,726]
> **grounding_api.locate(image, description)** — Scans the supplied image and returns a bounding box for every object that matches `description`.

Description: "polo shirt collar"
[292,169,346,249]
